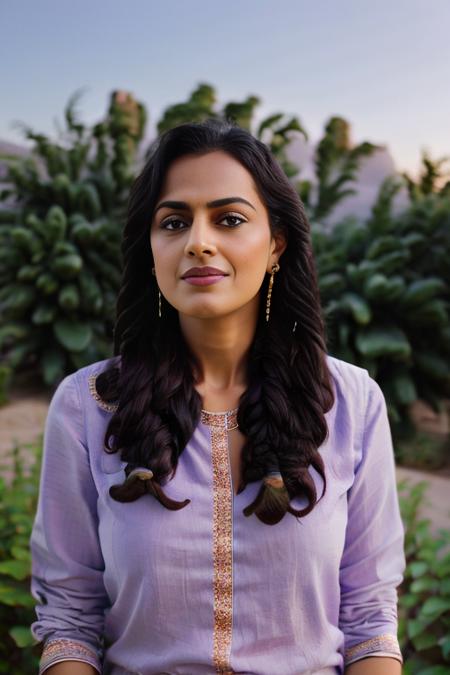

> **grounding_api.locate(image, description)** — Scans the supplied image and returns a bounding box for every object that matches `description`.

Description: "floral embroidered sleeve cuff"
[344,633,403,666]
[39,637,102,674]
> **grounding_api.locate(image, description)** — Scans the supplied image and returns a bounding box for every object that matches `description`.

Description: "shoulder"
[69,355,121,414]
[324,353,388,454]
[325,353,370,400]
[324,353,376,439]
[325,353,385,410]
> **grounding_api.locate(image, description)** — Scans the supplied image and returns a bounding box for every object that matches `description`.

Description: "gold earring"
[266,262,280,323]
[152,267,162,318]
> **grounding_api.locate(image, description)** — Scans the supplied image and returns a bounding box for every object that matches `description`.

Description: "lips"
[181,266,228,279]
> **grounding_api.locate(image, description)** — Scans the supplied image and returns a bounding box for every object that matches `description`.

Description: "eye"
[220,213,245,228]
[160,217,187,231]
[160,213,245,231]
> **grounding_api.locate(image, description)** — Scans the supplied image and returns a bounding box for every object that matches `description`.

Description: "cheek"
[150,236,176,273]
[233,232,270,275]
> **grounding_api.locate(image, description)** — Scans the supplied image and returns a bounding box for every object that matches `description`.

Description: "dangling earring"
[265,262,280,323]
[152,266,162,318]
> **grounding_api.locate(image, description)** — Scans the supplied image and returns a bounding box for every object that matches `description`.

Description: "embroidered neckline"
[200,408,239,431]
[88,372,118,413]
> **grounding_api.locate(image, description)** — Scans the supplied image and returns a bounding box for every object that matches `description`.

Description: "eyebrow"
[154,196,256,213]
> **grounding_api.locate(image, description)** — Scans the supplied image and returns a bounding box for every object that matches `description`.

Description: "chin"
[177,300,233,319]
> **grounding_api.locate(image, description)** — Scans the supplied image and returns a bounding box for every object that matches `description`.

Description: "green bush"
[0,440,42,673]
[398,479,450,672]
[315,181,450,439]
[0,90,146,387]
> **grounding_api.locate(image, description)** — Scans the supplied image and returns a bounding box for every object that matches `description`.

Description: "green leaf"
[0,583,35,607]
[410,577,438,594]
[403,277,447,305]
[355,326,412,359]
[412,631,439,651]
[339,292,372,324]
[438,635,450,659]
[0,323,29,349]
[10,546,31,562]
[0,559,30,580]
[41,349,66,385]
[407,614,437,639]
[9,626,35,648]
[53,319,92,352]
[421,596,450,618]
[392,372,417,405]
[399,592,419,608]
[366,235,398,259]
[409,561,429,578]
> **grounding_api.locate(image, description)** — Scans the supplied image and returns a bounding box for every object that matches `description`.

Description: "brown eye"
[160,218,187,231]
[219,214,245,228]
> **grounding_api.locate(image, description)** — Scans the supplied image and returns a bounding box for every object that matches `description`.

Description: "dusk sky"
[1,0,449,179]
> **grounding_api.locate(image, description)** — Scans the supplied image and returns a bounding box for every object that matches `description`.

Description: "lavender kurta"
[30,354,406,674]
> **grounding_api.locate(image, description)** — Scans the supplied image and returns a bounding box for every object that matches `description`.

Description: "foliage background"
[0,86,449,672]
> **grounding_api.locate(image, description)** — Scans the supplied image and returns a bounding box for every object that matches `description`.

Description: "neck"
[178,297,259,392]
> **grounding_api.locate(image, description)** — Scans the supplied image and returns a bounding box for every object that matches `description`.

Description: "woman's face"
[150,150,286,320]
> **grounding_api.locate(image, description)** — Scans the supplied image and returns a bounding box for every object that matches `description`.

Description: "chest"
[95,418,352,619]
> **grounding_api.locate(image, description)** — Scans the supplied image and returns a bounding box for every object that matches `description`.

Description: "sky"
[1,0,449,180]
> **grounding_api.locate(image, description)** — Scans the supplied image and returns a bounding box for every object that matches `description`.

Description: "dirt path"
[0,384,51,483]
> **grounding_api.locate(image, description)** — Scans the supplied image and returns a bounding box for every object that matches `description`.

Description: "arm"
[339,374,406,669]
[29,373,109,675]
[345,656,402,674]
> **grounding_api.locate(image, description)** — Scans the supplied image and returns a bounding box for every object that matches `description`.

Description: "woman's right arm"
[29,372,108,675]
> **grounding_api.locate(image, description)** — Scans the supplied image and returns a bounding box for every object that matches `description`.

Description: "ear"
[270,231,287,261]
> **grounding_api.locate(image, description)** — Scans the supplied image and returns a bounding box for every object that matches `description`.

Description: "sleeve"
[29,371,109,674]
[338,373,406,667]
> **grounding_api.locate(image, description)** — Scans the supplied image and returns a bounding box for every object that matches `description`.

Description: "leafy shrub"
[0,90,146,386]
[398,478,450,672]
[0,440,42,673]
[315,179,450,438]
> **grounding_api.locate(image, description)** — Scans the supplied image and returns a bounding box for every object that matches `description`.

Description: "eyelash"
[160,213,245,231]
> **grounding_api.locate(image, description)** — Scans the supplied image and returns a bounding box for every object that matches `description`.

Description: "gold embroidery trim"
[345,633,403,663]
[40,638,100,673]
[205,411,234,673]
[88,371,118,413]
[200,408,238,430]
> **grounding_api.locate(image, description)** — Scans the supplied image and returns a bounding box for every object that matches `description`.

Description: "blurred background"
[0,1,449,671]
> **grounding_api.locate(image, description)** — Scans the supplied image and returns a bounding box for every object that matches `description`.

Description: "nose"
[183,217,218,257]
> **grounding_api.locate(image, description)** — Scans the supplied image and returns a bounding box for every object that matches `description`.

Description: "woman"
[30,118,405,674]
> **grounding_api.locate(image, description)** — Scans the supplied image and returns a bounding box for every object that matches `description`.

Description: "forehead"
[158,150,262,203]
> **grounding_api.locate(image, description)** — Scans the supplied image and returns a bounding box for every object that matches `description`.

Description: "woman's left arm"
[345,656,402,674]
[339,373,406,669]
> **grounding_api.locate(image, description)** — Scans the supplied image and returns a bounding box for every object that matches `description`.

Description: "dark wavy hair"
[94,118,335,525]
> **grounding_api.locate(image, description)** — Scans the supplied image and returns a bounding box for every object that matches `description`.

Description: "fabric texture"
[29,354,406,674]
